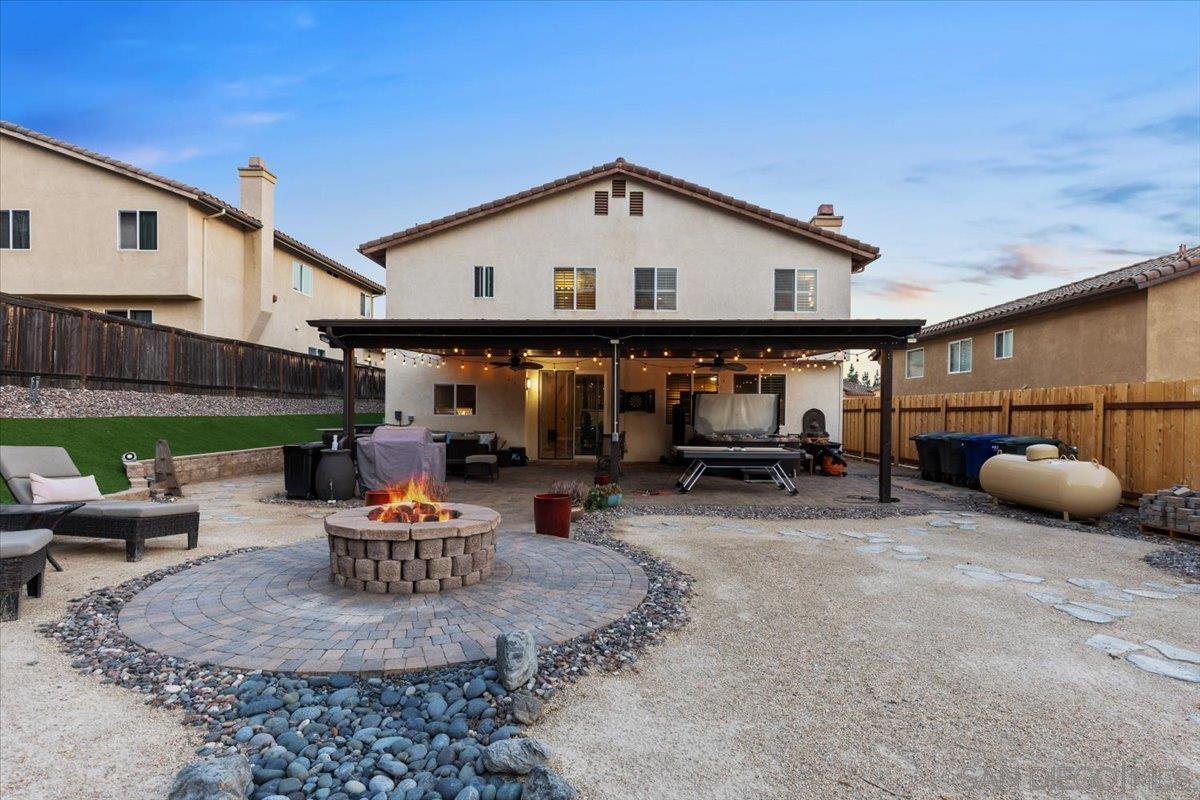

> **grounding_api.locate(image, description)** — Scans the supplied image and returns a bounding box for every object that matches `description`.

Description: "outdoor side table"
[0,502,86,572]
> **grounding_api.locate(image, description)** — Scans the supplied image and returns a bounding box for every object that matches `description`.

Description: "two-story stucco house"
[332,159,913,469]
[0,121,384,360]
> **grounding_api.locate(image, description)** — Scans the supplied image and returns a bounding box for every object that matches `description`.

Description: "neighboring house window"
[994,329,1013,360]
[905,348,924,379]
[634,267,677,310]
[948,338,973,374]
[773,269,817,311]
[474,265,495,298]
[360,293,373,318]
[665,372,717,424]
[553,267,596,310]
[734,373,787,425]
[292,262,314,296]
[105,309,153,323]
[434,383,477,416]
[118,210,157,250]
[308,347,326,357]
[0,210,31,249]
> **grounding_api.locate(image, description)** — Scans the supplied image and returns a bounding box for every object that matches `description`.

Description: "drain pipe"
[201,208,227,334]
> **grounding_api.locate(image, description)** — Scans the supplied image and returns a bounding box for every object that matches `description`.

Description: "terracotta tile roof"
[843,379,877,396]
[918,245,1200,339]
[358,158,882,271]
[1,120,384,294]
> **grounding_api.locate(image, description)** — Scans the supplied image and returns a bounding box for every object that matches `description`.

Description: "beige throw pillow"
[30,473,103,504]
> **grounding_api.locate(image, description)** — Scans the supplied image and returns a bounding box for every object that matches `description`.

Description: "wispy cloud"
[952,243,1092,285]
[860,279,935,302]
[294,10,317,29]
[220,111,287,127]
[1061,181,1160,207]
[1134,112,1200,145]
[903,155,1094,185]
[108,144,202,168]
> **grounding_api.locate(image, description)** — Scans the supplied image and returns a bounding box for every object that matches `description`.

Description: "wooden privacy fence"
[0,293,384,399]
[843,380,1200,500]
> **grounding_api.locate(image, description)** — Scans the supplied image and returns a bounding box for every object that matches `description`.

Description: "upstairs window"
[905,348,924,379]
[948,338,973,374]
[734,373,787,425]
[994,329,1013,360]
[629,190,644,216]
[474,265,495,298]
[553,267,596,310]
[360,293,373,317]
[773,269,817,311]
[118,210,157,250]
[594,191,609,215]
[0,210,30,249]
[292,262,314,296]
[434,383,477,416]
[634,267,677,310]
[105,309,153,323]
[308,346,326,357]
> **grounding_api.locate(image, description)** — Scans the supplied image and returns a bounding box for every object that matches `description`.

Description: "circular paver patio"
[119,532,648,674]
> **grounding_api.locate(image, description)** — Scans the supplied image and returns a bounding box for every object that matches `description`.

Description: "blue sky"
[2,0,1197,328]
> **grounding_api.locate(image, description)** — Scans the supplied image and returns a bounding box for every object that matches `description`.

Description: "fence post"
[1092,387,1106,462]
[78,310,89,389]
[1001,394,1012,434]
[860,403,867,458]
[167,330,177,393]
[939,396,947,430]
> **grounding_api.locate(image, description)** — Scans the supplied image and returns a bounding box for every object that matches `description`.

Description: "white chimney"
[238,156,276,323]
[809,203,843,234]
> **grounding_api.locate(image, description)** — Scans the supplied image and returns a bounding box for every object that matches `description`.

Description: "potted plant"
[549,480,588,521]
[603,483,623,506]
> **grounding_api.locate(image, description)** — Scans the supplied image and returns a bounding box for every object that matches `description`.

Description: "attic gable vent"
[629,190,644,216]
[612,178,626,197]
[594,190,609,215]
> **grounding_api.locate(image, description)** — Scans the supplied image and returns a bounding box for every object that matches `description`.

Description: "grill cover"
[692,394,779,437]
[356,426,447,490]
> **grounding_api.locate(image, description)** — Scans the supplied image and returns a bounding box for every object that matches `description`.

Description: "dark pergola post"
[609,339,621,480]
[342,345,357,445]
[878,346,896,502]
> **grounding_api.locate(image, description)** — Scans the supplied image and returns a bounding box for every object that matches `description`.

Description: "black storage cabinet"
[284,442,325,499]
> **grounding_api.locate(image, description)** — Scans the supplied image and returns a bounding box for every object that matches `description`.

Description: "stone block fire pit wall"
[324,504,500,594]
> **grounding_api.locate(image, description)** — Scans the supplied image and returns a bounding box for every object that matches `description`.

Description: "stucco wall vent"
[594,190,609,215]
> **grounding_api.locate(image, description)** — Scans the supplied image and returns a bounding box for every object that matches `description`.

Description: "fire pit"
[325,481,500,594]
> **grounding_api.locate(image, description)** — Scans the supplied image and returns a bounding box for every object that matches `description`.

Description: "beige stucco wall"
[384,176,855,320]
[386,356,842,461]
[1145,271,1200,380]
[893,291,1150,395]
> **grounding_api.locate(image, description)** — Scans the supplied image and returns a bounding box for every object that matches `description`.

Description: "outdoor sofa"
[0,446,200,562]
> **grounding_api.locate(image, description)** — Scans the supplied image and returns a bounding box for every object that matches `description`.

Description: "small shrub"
[548,479,588,506]
[584,486,608,512]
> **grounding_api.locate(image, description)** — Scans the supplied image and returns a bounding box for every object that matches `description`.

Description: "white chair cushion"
[30,473,103,504]
[0,529,53,559]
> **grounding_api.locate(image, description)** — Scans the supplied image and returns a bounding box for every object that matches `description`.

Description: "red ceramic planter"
[533,493,572,537]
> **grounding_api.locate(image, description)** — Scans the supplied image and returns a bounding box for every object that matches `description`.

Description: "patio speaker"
[122,451,138,463]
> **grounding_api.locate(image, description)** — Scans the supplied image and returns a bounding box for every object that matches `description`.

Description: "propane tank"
[979,444,1122,519]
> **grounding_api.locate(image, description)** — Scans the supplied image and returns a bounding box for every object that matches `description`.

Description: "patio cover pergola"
[309,318,924,502]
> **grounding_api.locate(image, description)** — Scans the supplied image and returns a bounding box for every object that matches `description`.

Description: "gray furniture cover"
[356,426,447,490]
[692,394,780,437]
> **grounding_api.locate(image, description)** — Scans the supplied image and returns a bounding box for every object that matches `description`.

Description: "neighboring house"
[358,158,883,461]
[894,246,1200,395]
[0,121,384,361]
[843,379,877,397]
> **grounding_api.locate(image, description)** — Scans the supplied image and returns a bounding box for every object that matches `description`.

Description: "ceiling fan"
[695,352,747,372]
[489,350,544,371]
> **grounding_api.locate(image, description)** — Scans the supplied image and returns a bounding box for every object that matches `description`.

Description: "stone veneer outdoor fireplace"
[324,503,500,594]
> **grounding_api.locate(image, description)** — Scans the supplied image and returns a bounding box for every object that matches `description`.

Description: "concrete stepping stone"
[1001,572,1044,584]
[868,536,896,543]
[1070,601,1131,619]
[929,510,960,515]
[1028,590,1068,604]
[839,531,868,540]
[1067,578,1114,591]
[1124,588,1177,600]
[803,531,834,541]
[855,544,887,554]
[1054,604,1114,623]
[928,520,955,528]
[893,545,923,555]
[1085,634,1143,657]
[952,521,978,530]
[893,553,928,561]
[1177,584,1200,595]
[902,527,929,536]
[1144,640,1200,664]
[1189,713,1200,725]
[1125,652,1200,683]
[962,570,1007,582]
[1094,588,1136,602]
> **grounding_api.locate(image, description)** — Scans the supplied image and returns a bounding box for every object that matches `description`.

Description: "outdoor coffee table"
[0,502,85,572]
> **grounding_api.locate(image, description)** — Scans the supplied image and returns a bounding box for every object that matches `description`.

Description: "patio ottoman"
[464,454,499,483]
[0,528,52,621]
[58,500,201,562]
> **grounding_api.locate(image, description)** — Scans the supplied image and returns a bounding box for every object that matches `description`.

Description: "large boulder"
[482,737,553,775]
[523,766,578,800]
[495,630,537,691]
[166,755,252,800]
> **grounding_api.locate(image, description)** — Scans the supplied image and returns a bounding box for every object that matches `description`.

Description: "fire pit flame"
[367,477,460,523]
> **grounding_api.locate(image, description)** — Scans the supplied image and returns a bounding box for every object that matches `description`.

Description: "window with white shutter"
[773,269,817,311]
[473,265,494,298]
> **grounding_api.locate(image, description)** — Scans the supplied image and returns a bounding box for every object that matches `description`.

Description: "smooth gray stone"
[1124,588,1177,600]
[167,755,252,800]
[1094,589,1136,602]
[855,544,887,554]
[962,570,1007,582]
[1144,640,1200,665]
[868,536,896,544]
[928,520,955,528]
[521,766,579,800]
[803,531,833,540]
[1001,572,1044,584]
[1027,590,1067,605]
[1054,604,1114,623]
[1141,581,1178,592]
[1085,634,1143,657]
[495,631,538,691]
[1070,601,1131,619]
[893,553,928,561]
[1125,653,1200,683]
[1068,578,1115,591]
[892,545,922,555]
[482,738,552,775]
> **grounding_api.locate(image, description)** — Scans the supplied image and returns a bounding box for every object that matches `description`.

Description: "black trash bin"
[283,442,324,499]
[911,431,951,481]
[994,435,1061,456]
[936,432,975,485]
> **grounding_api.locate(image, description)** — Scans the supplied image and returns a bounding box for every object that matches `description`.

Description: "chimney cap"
[248,156,266,169]
[816,203,835,216]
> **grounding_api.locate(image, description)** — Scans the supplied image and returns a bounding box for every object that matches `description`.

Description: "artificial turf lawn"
[0,412,382,500]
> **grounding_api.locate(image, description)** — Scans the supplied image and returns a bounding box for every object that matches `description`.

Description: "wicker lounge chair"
[0,446,200,562]
[0,528,51,620]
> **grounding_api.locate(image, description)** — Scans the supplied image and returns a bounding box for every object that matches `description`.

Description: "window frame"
[665,372,718,424]
[773,268,818,312]
[948,338,973,374]
[0,209,31,250]
[117,209,158,251]
[360,293,373,318]
[292,261,314,297]
[473,265,495,299]
[633,266,678,311]
[994,329,1014,360]
[905,347,925,379]
[552,266,597,311]
[308,346,326,357]
[104,309,153,323]
[433,383,478,416]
